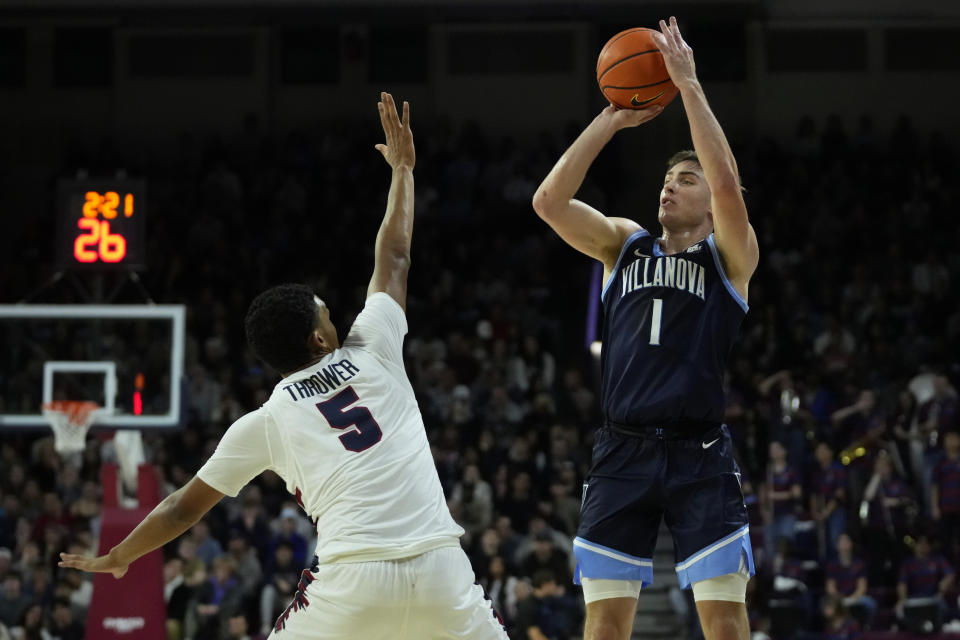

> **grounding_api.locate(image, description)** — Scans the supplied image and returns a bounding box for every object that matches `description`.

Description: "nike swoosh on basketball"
[702,438,720,449]
[634,248,650,257]
[631,91,665,107]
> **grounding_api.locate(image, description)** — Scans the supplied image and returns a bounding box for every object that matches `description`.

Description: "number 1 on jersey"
[649,298,663,346]
[316,386,383,452]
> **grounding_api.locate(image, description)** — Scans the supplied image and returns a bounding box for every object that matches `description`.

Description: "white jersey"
[198,292,463,564]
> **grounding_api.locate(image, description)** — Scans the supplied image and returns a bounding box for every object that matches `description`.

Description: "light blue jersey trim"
[573,537,654,586]
[705,234,749,313]
[600,228,649,303]
[674,525,755,589]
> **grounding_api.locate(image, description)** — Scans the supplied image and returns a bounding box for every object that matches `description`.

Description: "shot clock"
[56,178,146,269]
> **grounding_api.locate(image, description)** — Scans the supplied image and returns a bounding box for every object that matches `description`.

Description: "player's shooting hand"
[601,103,664,131]
[375,92,415,170]
[652,16,698,90]
[59,551,129,579]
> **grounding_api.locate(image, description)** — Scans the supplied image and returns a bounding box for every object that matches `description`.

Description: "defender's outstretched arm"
[368,92,416,311]
[59,476,224,578]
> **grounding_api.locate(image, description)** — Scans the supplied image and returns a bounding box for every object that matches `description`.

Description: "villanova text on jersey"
[282,359,361,400]
[600,229,748,428]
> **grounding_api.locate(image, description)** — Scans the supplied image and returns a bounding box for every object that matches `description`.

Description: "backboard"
[0,304,185,429]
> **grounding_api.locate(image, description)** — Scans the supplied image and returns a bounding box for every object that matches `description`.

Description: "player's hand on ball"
[652,16,698,90]
[602,103,664,130]
[375,92,415,170]
[59,551,129,579]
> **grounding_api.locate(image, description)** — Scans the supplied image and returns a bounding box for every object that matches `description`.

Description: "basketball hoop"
[42,400,100,454]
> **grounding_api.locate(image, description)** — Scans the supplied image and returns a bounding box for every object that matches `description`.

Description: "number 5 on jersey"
[316,387,383,452]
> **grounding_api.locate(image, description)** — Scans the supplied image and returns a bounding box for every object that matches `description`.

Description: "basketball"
[597,28,679,110]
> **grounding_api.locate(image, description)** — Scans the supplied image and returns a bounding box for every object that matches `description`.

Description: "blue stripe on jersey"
[601,228,650,303]
[705,234,749,312]
[674,525,755,589]
[573,536,654,586]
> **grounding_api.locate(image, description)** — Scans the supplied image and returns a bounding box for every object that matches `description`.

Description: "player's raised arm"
[368,92,415,311]
[653,17,759,294]
[532,104,662,270]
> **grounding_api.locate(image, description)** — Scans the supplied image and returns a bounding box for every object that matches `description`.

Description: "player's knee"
[584,617,628,640]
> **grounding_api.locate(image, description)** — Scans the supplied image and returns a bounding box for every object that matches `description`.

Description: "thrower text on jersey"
[197,293,463,565]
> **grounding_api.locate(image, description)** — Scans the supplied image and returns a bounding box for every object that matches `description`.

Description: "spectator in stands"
[166,559,205,640]
[449,463,494,545]
[820,596,861,640]
[11,603,48,640]
[225,529,262,604]
[482,555,519,629]
[30,495,70,544]
[259,542,300,637]
[0,574,29,630]
[229,493,271,565]
[765,441,802,561]
[825,533,877,628]
[862,453,915,584]
[521,530,571,587]
[811,441,848,558]
[226,614,253,640]
[896,534,954,622]
[831,388,885,501]
[186,519,223,567]
[932,430,960,563]
[184,555,242,640]
[513,570,578,640]
[267,508,308,568]
[48,598,83,640]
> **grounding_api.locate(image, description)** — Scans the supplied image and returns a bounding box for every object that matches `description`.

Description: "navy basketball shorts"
[574,424,755,589]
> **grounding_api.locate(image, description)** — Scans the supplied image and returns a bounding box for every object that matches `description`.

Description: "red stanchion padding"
[137,464,161,507]
[85,465,166,640]
[101,463,119,509]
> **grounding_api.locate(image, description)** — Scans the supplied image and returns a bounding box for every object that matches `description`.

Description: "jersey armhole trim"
[705,234,749,313]
[601,228,649,303]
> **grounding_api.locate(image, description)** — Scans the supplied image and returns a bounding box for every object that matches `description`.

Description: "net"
[41,400,101,454]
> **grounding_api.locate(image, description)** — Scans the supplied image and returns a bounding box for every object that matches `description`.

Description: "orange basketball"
[597,28,679,110]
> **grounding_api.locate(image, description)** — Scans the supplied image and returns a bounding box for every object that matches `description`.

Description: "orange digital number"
[102,192,120,219]
[83,192,101,218]
[74,218,100,262]
[124,193,134,217]
[74,219,127,263]
[99,220,126,262]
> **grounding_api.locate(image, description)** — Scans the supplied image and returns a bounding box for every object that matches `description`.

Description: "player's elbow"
[378,248,412,273]
[532,188,557,220]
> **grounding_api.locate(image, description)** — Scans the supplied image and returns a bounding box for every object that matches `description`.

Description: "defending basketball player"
[532,18,759,640]
[60,93,508,640]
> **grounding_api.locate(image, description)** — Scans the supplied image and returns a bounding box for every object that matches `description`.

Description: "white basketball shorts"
[269,545,508,639]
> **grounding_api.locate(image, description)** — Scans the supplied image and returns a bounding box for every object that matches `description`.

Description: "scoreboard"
[56,178,146,269]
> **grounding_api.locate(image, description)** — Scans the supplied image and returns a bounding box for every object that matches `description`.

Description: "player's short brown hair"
[666,150,700,171]
[665,150,747,192]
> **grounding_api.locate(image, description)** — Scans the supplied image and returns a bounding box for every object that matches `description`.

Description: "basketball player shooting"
[60,93,508,640]
[532,18,759,640]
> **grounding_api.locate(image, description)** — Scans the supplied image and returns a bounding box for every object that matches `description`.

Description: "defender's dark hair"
[244,283,318,373]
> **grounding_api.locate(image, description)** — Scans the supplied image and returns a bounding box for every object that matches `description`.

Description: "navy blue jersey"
[600,228,748,426]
